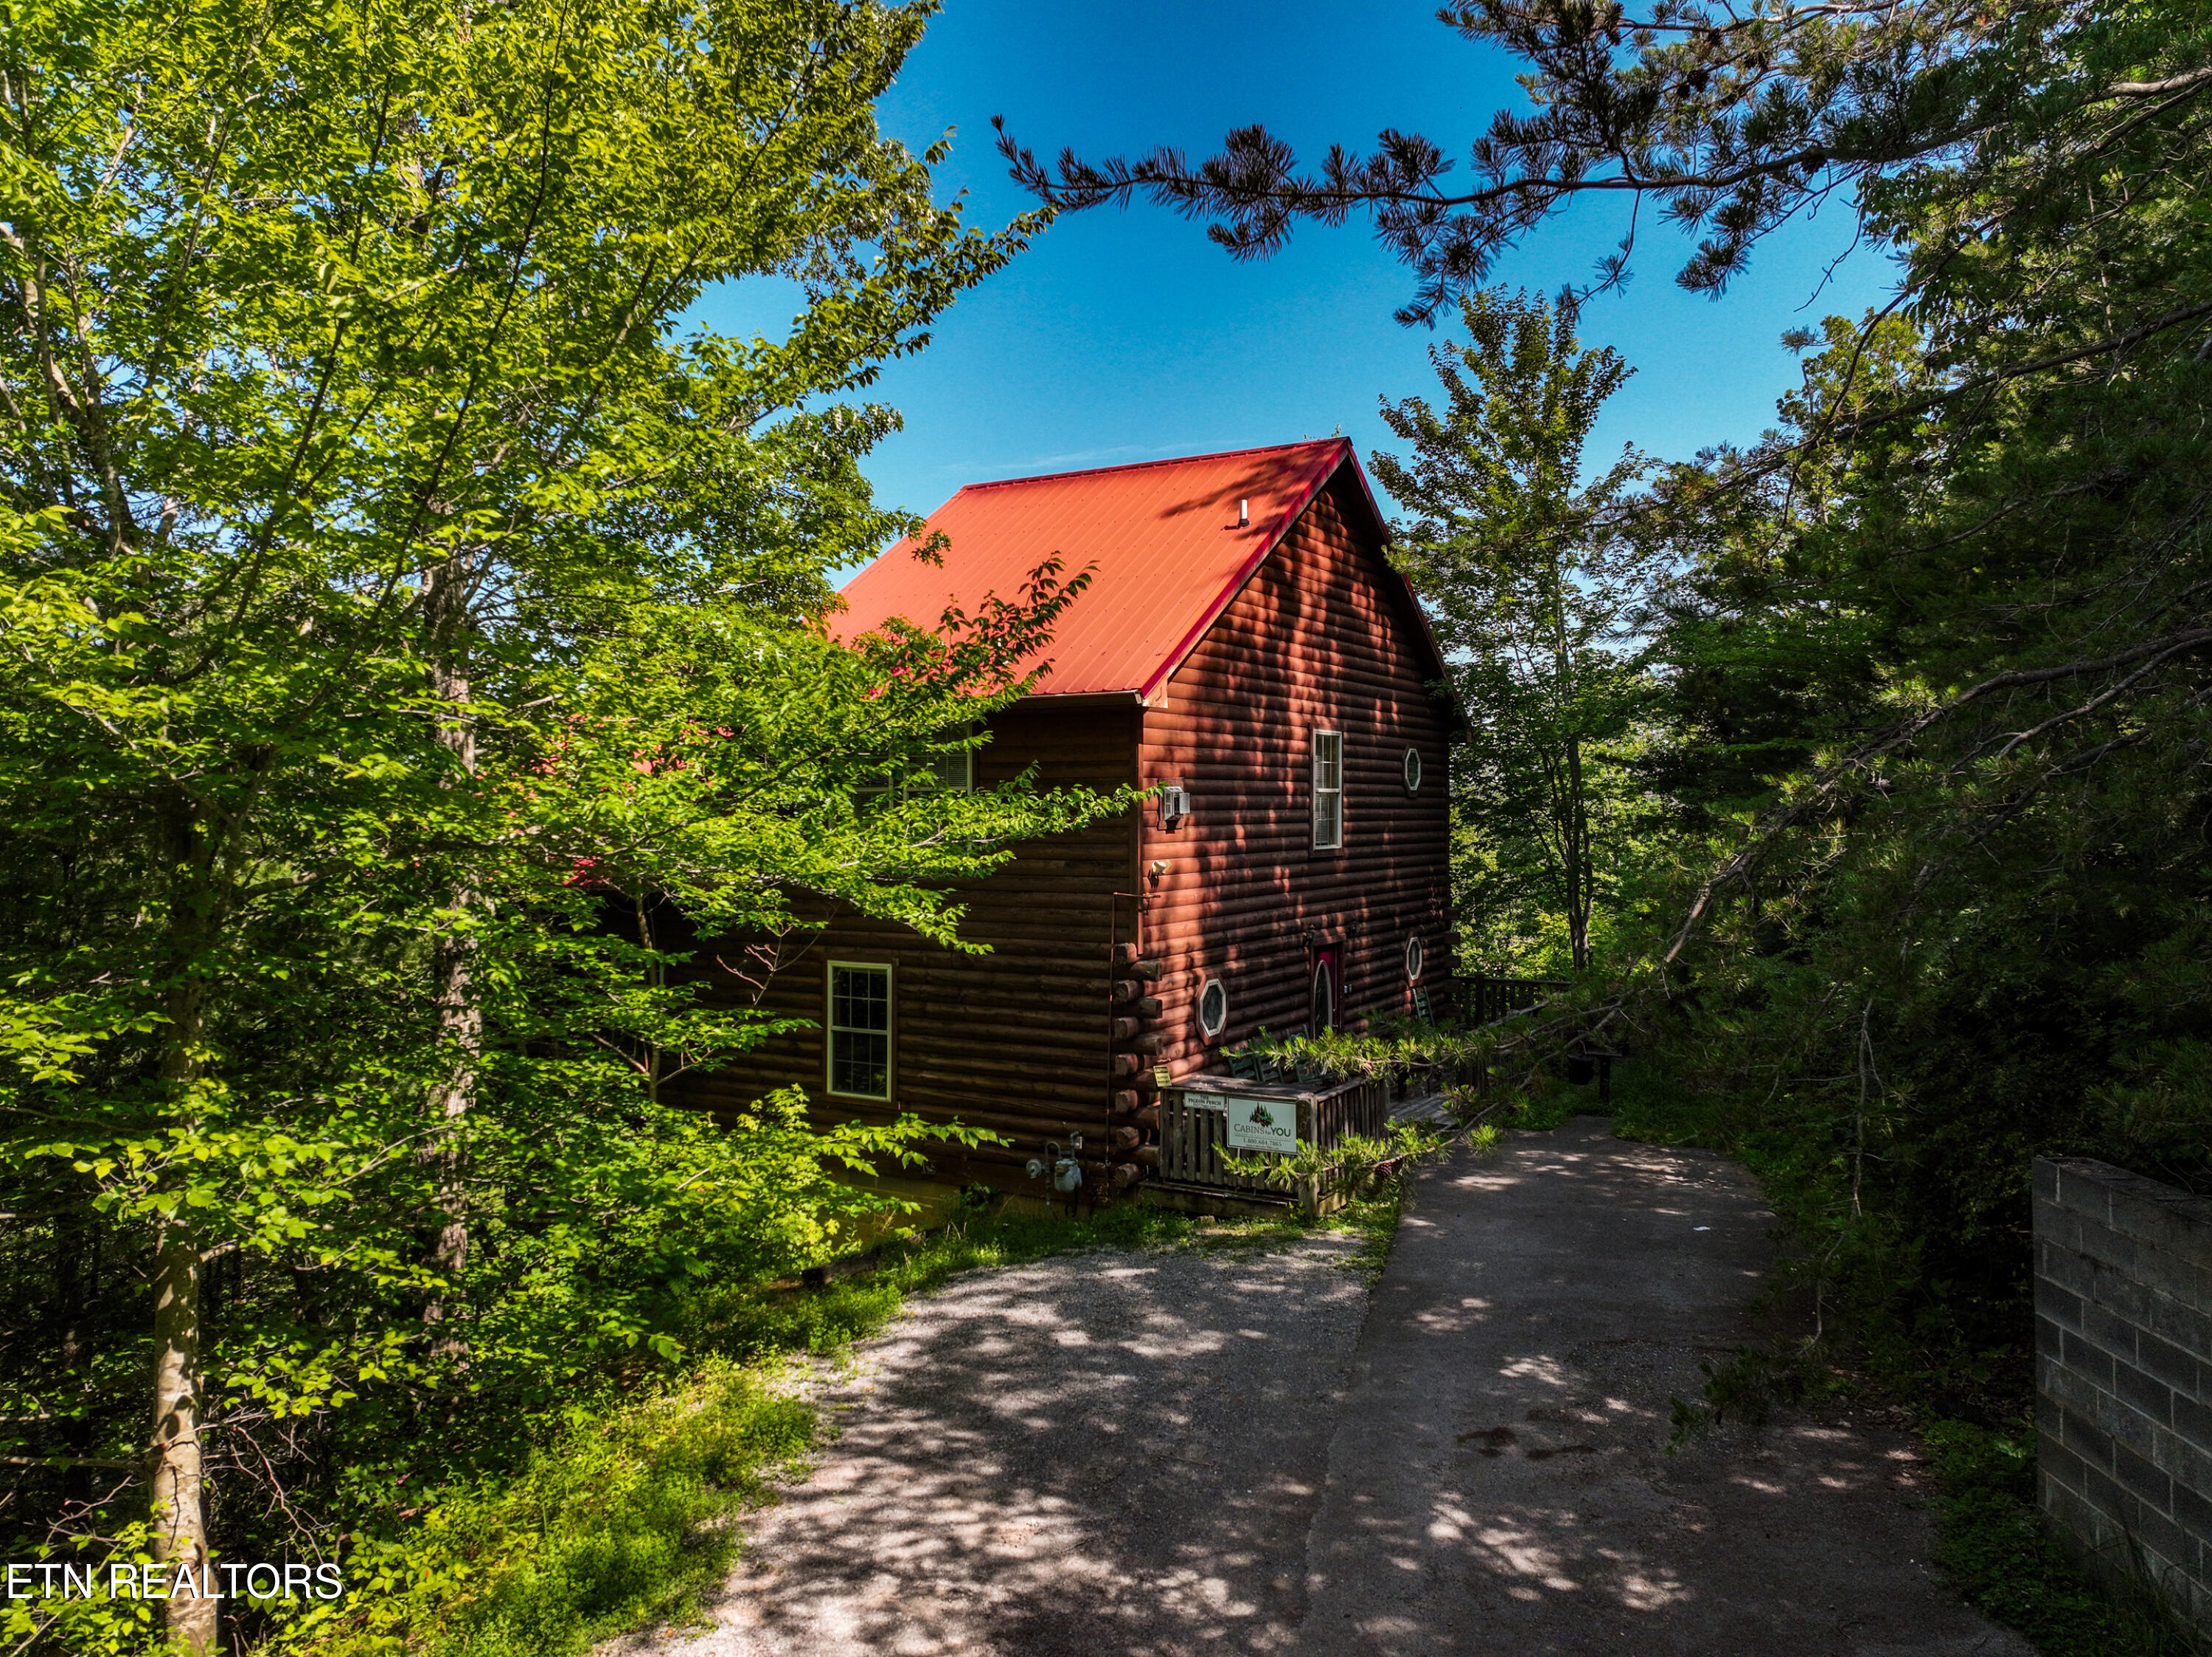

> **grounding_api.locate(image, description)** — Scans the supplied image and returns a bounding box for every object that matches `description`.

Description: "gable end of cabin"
[1135,465,1457,1080]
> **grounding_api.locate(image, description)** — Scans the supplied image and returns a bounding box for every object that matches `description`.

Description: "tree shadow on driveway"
[619,1119,2035,1657]
[1288,1118,2034,1657]
[617,1235,1369,1657]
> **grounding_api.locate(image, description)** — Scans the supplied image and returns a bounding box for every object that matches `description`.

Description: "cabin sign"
[1225,1097,1298,1154]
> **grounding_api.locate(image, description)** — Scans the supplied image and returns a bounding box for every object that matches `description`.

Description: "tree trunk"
[1564,732,1590,973]
[149,1216,215,1656]
[420,920,480,1359]
[150,903,216,1657]
[420,560,481,1361]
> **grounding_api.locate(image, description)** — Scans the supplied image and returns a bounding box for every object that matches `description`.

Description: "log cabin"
[669,438,1459,1203]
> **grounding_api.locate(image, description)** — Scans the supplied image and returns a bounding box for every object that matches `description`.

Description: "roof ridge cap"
[955,437,1346,494]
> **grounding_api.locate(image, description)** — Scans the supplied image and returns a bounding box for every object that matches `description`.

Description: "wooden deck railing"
[1446,975,1568,1029]
[1157,1072,1394,1204]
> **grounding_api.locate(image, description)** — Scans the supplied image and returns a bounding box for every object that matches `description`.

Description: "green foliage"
[0,0,1131,1644]
[1006,0,2208,324]
[1373,288,1662,974]
[283,1364,813,1657]
[0,1523,164,1657]
[1217,1123,1449,1192]
[1924,1418,2208,1657]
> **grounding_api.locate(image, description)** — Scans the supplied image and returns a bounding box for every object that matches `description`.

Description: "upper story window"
[827,962,892,1100]
[1311,729,1343,849]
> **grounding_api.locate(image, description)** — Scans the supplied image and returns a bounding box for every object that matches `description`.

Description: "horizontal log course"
[1129,996,1164,1020]
[810,1083,1105,1123]
[1111,979,1142,1002]
[1130,1105,1160,1133]
[1138,824,1448,866]
[1141,816,1445,854]
[896,1088,1111,1125]
[1110,1016,1142,1041]
[1112,1163,1144,1188]
[1132,1145,1161,1169]
[697,931,1121,977]
[1113,942,1140,968]
[1141,883,1445,929]
[1130,959,1163,982]
[914,923,1125,949]
[710,1023,1110,1079]
[1120,1033,1164,1056]
[1109,1089,1140,1116]
[804,1101,1096,1139]
[894,1072,1106,1109]
[899,1041,1110,1079]
[946,877,1134,903]
[1111,1053,1143,1078]
[1110,1125,1141,1152]
[902,1000,1116,1035]
[1145,679,1435,723]
[1161,631,1427,673]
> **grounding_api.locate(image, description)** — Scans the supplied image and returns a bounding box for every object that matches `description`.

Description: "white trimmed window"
[1197,978,1229,1038]
[827,962,893,1100]
[858,723,974,806]
[1311,729,1343,849]
[927,731,973,792]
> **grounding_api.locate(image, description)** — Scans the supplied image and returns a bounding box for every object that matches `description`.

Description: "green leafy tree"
[1373,289,1655,973]
[0,3,1116,1651]
[1630,167,2212,1363]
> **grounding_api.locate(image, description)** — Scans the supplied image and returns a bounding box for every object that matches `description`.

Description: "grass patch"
[285,1362,813,1657]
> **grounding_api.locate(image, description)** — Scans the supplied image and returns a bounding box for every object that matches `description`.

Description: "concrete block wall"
[2034,1156,2212,1630]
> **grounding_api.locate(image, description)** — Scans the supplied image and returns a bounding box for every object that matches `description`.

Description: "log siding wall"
[667,701,1141,1187]
[1137,471,1456,1077]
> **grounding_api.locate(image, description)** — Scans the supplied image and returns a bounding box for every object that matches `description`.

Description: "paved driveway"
[618,1118,2031,1656]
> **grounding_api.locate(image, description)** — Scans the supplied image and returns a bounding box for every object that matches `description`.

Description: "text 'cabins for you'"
[674,438,1460,1201]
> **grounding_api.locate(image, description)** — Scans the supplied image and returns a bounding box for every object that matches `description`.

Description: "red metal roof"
[834,439,1409,702]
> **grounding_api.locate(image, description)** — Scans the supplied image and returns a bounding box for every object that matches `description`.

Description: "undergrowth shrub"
[1924,1419,2208,1657]
[284,1364,812,1657]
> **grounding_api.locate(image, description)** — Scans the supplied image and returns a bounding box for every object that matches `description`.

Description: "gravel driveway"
[613,1231,1371,1656]
[617,1121,2034,1657]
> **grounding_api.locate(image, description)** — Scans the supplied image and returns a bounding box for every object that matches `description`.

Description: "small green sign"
[1225,1096,1298,1154]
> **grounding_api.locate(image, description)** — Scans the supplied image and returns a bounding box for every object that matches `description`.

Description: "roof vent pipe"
[1238,499,1249,528]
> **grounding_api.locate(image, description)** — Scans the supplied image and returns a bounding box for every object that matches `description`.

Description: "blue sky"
[696,0,1893,532]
